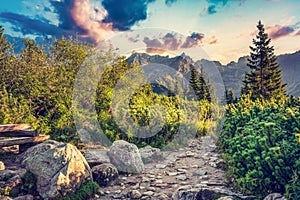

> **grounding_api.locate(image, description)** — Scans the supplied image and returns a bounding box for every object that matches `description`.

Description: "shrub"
[218,96,300,199]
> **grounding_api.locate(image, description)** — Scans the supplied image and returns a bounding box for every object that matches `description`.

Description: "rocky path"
[95,136,232,200]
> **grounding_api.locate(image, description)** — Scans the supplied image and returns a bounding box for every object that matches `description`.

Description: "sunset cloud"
[266,25,294,40]
[142,32,205,54]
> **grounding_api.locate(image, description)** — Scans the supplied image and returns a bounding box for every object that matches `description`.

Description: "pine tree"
[189,66,211,102]
[224,88,236,104]
[241,20,287,100]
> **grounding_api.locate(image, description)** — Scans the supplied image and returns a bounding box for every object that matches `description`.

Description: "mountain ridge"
[127,51,300,98]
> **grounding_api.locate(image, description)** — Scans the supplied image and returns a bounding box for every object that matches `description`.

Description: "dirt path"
[95,136,230,199]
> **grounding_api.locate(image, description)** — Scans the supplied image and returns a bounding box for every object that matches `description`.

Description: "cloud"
[266,25,294,39]
[102,0,155,31]
[250,22,298,40]
[163,33,182,50]
[70,0,113,44]
[208,35,218,44]
[143,32,205,54]
[0,12,66,37]
[165,0,177,6]
[0,0,156,44]
[181,32,204,48]
[295,30,300,36]
[203,0,246,15]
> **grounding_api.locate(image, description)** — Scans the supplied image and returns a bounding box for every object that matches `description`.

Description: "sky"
[0,0,300,64]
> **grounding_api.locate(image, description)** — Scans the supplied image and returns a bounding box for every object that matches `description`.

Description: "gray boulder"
[139,145,162,163]
[92,163,118,186]
[108,140,144,173]
[84,147,110,167]
[172,185,255,200]
[18,141,92,199]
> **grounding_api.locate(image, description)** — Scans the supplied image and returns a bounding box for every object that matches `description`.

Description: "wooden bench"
[0,124,50,153]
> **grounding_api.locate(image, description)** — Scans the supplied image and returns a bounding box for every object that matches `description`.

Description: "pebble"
[155,164,167,169]
[143,191,154,196]
[167,171,178,176]
[129,190,142,199]
[176,175,187,181]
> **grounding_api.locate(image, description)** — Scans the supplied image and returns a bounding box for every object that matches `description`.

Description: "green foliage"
[8,171,38,197]
[218,96,300,199]
[241,20,286,100]
[57,181,99,200]
[0,26,217,148]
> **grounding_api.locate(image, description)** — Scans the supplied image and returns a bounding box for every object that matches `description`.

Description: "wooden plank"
[0,130,38,137]
[0,124,32,132]
[0,135,50,147]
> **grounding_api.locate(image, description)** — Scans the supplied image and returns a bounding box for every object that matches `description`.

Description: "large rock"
[108,140,144,173]
[92,163,118,186]
[139,145,162,163]
[84,147,110,167]
[18,140,92,199]
[263,193,287,200]
[172,185,255,200]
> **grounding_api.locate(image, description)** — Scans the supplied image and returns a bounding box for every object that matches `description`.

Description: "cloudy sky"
[1,0,300,64]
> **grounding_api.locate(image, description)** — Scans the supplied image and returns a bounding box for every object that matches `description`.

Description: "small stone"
[217,196,235,200]
[112,194,123,199]
[143,191,155,196]
[263,193,287,200]
[176,175,187,181]
[142,177,150,182]
[193,169,208,176]
[156,183,169,188]
[167,172,178,176]
[209,162,217,168]
[148,174,156,178]
[186,151,195,157]
[105,191,111,194]
[177,169,187,173]
[156,175,162,179]
[147,187,156,191]
[155,180,163,184]
[0,161,5,170]
[155,164,166,169]
[115,190,121,194]
[129,190,142,199]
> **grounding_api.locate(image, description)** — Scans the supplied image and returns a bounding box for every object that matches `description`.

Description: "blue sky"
[0,0,300,64]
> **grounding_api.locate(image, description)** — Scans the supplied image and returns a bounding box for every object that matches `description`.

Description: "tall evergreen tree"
[241,20,287,100]
[224,88,236,104]
[189,66,211,102]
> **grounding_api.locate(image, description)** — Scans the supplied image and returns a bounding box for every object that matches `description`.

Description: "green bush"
[58,181,99,200]
[218,96,300,199]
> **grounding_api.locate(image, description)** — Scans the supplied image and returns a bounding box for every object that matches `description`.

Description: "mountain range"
[127,51,300,99]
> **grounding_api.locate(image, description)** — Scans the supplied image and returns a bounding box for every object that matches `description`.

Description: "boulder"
[84,147,110,167]
[92,163,118,186]
[139,145,162,163]
[0,161,5,170]
[172,185,255,200]
[263,193,287,200]
[18,141,92,199]
[108,140,144,173]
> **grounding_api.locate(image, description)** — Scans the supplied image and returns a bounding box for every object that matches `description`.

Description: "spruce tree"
[241,20,286,100]
[225,88,236,104]
[189,66,211,102]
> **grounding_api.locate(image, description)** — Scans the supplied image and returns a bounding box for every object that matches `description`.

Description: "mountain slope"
[127,51,300,98]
